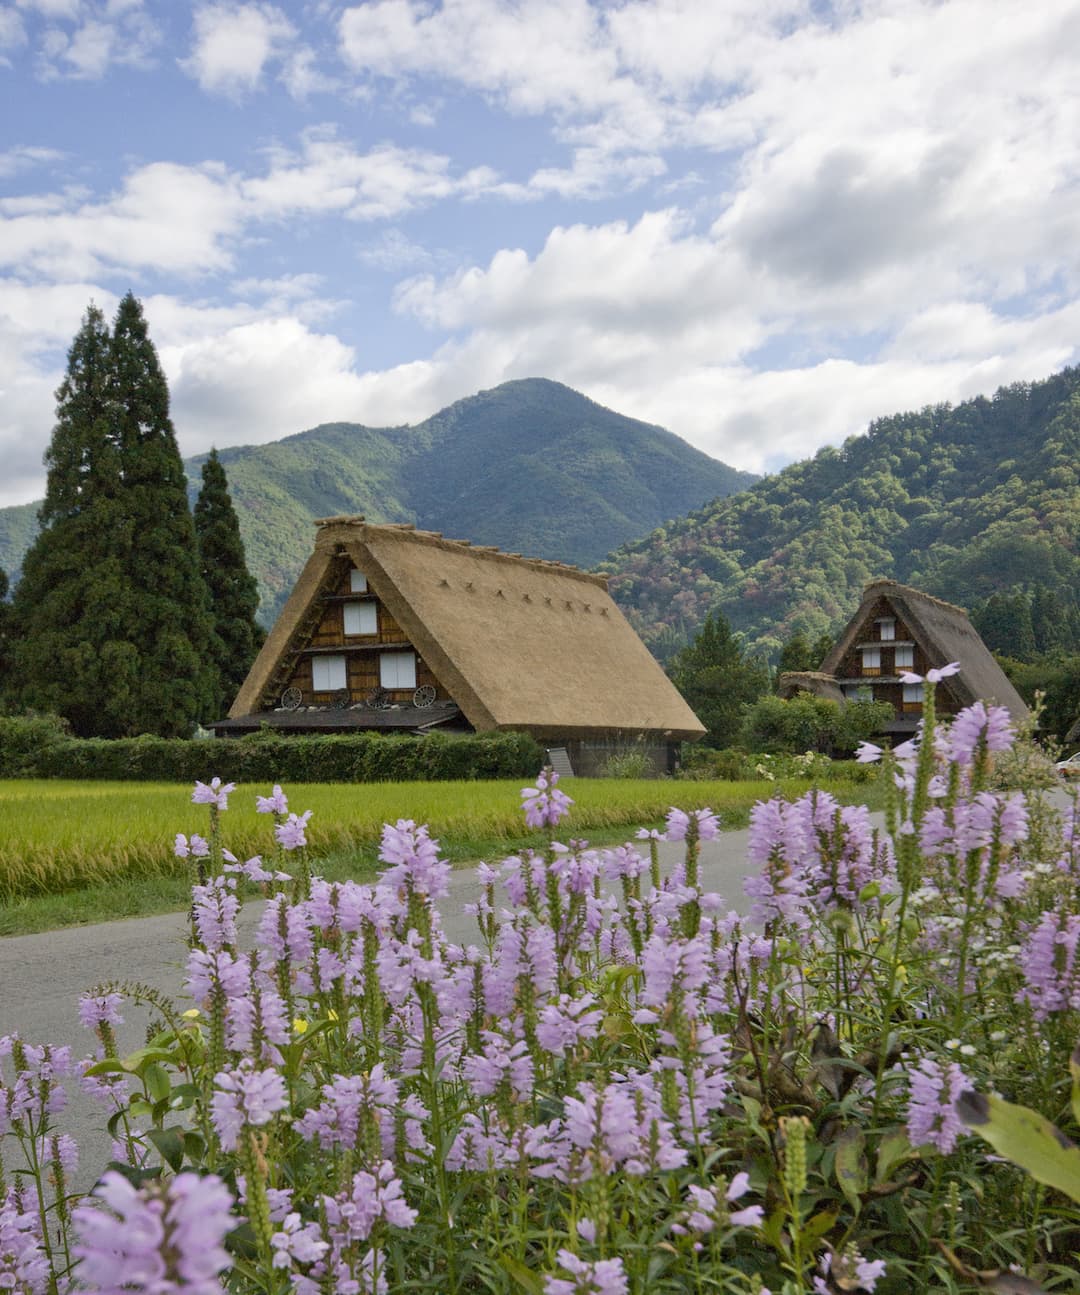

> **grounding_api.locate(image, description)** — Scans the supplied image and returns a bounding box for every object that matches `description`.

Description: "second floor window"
[343,602,377,635]
[862,647,881,672]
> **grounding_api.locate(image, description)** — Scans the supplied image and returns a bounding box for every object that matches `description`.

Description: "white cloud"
[0,6,27,61]
[0,131,504,281]
[15,0,82,19]
[0,145,63,178]
[28,0,158,78]
[357,229,434,272]
[182,1,296,98]
[0,161,244,278]
[244,130,500,221]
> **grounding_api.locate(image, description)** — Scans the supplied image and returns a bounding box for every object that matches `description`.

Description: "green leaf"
[834,1126,867,1214]
[498,1257,544,1295]
[956,1089,1080,1203]
[147,1126,185,1173]
[1070,1040,1080,1130]
[143,1062,171,1104]
[801,1209,838,1243]
[83,1058,132,1078]
[123,1047,175,1075]
[875,1128,915,1185]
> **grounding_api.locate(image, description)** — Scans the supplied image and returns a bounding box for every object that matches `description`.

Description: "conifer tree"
[194,448,264,717]
[1031,584,1070,656]
[10,304,134,735]
[668,610,770,748]
[107,292,215,734]
[0,568,10,703]
[11,296,215,737]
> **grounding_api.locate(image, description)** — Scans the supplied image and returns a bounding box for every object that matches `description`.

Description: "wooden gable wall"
[832,594,960,719]
[263,558,447,710]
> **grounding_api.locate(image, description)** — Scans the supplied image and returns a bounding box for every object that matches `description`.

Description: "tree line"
[0,296,263,738]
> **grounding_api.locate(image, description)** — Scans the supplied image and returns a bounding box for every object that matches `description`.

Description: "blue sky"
[3,0,1080,506]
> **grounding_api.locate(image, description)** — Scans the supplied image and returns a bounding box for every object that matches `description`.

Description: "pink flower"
[192,777,235,810]
[522,768,573,830]
[256,784,289,815]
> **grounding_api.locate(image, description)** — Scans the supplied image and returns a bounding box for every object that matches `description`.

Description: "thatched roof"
[230,517,704,740]
[778,671,847,704]
[820,580,1030,721]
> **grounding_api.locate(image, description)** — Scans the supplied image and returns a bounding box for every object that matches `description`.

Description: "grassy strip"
[0,775,883,935]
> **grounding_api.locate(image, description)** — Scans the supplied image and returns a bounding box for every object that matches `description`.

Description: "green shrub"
[0,712,71,776]
[21,728,545,783]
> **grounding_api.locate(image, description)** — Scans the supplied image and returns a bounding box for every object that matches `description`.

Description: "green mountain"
[0,378,756,624]
[601,369,1080,658]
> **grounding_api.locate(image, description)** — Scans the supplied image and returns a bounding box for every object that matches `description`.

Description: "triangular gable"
[820,580,1029,721]
[231,518,705,740]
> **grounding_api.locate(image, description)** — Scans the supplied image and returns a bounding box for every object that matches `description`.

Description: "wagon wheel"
[413,685,437,709]
[367,686,391,711]
[281,686,303,711]
[331,689,351,710]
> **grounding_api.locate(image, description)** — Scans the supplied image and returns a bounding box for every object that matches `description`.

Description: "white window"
[895,644,914,669]
[903,683,924,704]
[380,651,416,690]
[861,647,881,671]
[877,618,896,641]
[349,569,368,593]
[312,655,347,691]
[343,601,377,635]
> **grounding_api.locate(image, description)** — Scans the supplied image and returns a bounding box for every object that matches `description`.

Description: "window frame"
[312,654,348,691]
[343,601,378,636]
[380,650,417,690]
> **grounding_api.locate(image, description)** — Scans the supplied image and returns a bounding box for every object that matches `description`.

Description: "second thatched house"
[210,516,704,773]
[779,580,1030,738]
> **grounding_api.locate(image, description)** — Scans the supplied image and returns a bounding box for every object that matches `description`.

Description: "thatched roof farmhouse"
[212,517,704,773]
[780,579,1029,738]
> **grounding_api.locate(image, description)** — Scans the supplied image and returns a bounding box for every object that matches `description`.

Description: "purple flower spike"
[72,1170,234,1294]
[948,701,1014,765]
[544,1250,628,1295]
[664,807,720,842]
[192,777,236,810]
[522,768,574,830]
[275,810,313,851]
[211,1061,289,1151]
[256,784,289,815]
[174,833,209,859]
[906,1056,968,1154]
[0,1191,49,1293]
[78,992,124,1030]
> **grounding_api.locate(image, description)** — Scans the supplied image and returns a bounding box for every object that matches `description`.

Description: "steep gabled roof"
[820,580,1029,721]
[230,517,705,739]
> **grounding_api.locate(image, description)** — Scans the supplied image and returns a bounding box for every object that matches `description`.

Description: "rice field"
[0,776,834,903]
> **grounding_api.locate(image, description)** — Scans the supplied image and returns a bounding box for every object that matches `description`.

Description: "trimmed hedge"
[0,717,544,783]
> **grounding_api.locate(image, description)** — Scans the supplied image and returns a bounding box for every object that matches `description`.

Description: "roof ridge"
[316,516,607,588]
[863,578,970,619]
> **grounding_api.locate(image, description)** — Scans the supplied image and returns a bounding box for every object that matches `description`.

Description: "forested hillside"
[602,369,1080,657]
[0,378,754,624]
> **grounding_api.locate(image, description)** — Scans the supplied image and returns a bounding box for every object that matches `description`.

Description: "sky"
[3,0,1080,508]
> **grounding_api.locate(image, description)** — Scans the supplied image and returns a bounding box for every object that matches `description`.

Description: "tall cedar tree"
[0,568,10,697]
[11,296,215,736]
[194,448,265,718]
[668,610,770,748]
